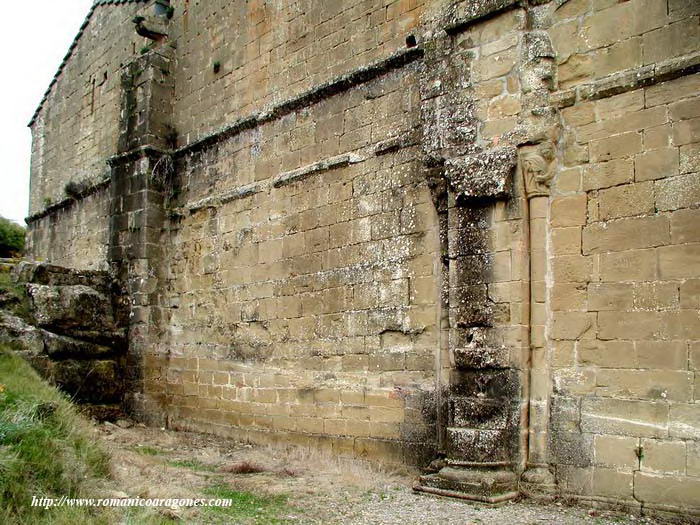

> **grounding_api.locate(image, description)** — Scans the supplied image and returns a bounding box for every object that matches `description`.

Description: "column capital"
[520,142,556,200]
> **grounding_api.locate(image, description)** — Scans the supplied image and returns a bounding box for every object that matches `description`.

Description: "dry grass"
[219,460,267,474]
[258,443,411,491]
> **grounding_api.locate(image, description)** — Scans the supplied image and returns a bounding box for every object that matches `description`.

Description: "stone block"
[593,468,634,499]
[582,159,634,191]
[670,404,700,439]
[680,143,700,174]
[446,427,514,463]
[551,283,587,311]
[636,341,688,370]
[598,182,655,220]
[551,395,581,432]
[641,439,686,474]
[599,249,658,282]
[582,216,669,254]
[552,255,593,283]
[634,472,700,508]
[581,398,669,437]
[596,90,644,121]
[551,431,593,467]
[444,147,516,200]
[646,74,700,108]
[587,283,633,311]
[598,311,664,340]
[642,18,700,65]
[656,172,700,211]
[632,282,679,310]
[672,117,700,146]
[551,227,582,256]
[594,434,639,469]
[27,284,120,343]
[590,132,642,162]
[688,441,700,477]
[551,311,596,340]
[578,340,635,368]
[681,280,700,308]
[595,369,693,402]
[551,194,588,227]
[658,244,700,279]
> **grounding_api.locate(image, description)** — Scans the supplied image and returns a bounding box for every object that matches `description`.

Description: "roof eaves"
[28,0,150,127]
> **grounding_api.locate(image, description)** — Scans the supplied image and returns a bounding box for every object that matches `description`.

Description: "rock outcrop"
[0,261,127,415]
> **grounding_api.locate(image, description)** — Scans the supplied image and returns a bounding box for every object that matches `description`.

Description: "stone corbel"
[133,16,169,42]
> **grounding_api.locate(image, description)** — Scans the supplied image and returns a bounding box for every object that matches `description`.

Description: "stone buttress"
[107,10,175,422]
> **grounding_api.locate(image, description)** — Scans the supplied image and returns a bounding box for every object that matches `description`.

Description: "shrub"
[0,217,25,258]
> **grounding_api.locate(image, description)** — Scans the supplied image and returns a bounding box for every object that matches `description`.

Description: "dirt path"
[96,421,663,524]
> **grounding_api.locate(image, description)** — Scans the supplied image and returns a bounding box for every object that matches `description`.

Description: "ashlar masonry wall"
[544,0,700,515]
[151,64,442,464]
[24,0,700,518]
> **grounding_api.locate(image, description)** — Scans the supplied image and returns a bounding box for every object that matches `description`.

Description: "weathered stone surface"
[13,261,113,292]
[0,311,45,356]
[444,147,517,201]
[31,357,122,404]
[0,311,114,360]
[445,427,517,464]
[27,284,120,341]
[19,0,700,516]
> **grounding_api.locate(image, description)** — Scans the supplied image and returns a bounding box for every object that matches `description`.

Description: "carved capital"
[520,142,555,199]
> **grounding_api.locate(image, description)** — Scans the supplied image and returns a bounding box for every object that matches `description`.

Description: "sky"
[0,0,94,225]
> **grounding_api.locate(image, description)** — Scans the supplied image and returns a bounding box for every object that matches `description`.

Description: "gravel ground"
[98,422,673,525]
[347,490,656,525]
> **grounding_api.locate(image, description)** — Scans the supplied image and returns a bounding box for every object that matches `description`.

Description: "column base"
[414,466,519,505]
[520,466,557,501]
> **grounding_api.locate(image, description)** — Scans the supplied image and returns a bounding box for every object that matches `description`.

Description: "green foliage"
[168,459,217,472]
[201,484,292,524]
[64,181,89,200]
[0,217,25,258]
[131,445,167,456]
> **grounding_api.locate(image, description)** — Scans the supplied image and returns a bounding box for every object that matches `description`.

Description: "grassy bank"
[0,344,112,524]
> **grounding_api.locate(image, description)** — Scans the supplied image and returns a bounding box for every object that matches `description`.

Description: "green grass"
[131,445,168,457]
[168,458,218,472]
[200,484,292,524]
[0,344,110,524]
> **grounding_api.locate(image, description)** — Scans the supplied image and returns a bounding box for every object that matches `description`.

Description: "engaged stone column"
[107,44,174,422]
[416,148,521,504]
[519,142,557,499]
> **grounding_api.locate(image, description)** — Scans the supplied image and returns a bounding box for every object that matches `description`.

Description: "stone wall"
[25,0,700,517]
[167,0,426,145]
[549,67,700,517]
[543,0,700,516]
[0,261,128,418]
[29,2,154,214]
[148,58,440,465]
[26,186,111,271]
